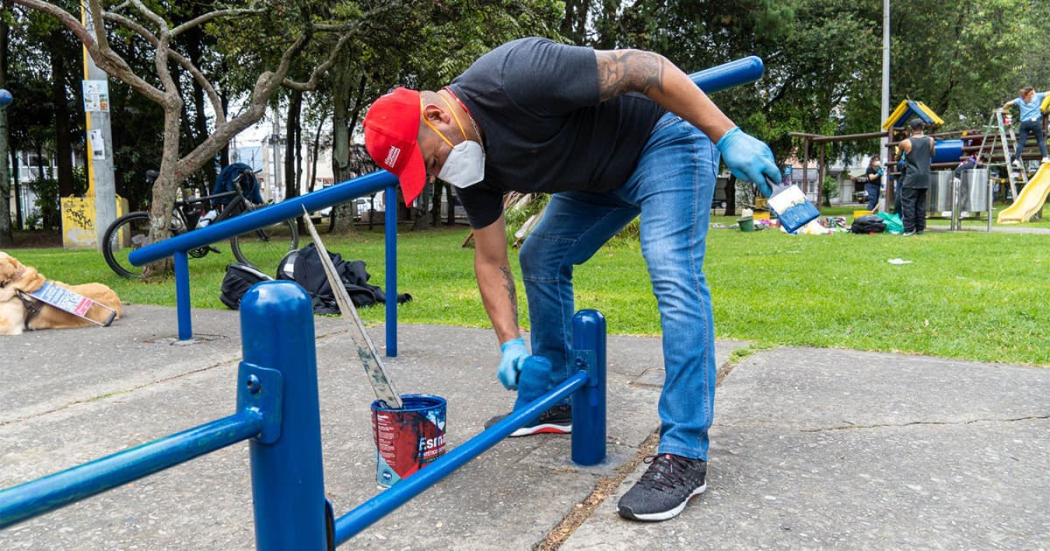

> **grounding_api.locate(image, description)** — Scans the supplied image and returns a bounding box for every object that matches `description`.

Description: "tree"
[12,0,367,277]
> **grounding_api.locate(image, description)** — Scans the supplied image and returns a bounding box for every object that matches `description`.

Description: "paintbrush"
[765,177,821,234]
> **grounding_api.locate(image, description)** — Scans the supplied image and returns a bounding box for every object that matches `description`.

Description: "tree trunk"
[308,115,323,193]
[49,40,74,197]
[330,61,353,233]
[12,150,21,230]
[142,101,184,280]
[725,175,737,217]
[331,70,365,233]
[0,2,11,246]
[284,89,302,204]
[430,179,442,227]
[444,182,454,226]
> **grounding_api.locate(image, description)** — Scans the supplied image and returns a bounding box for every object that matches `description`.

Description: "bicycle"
[102,168,299,278]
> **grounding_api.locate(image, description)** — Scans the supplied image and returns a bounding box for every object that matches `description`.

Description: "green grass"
[7,221,1050,367]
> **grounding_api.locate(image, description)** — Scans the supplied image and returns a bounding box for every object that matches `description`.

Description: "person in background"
[897,119,935,235]
[864,157,883,211]
[1002,86,1050,167]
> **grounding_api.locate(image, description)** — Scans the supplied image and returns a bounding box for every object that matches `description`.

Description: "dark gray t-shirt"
[448,37,666,229]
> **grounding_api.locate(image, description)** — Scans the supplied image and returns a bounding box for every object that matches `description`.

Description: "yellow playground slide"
[998,163,1050,223]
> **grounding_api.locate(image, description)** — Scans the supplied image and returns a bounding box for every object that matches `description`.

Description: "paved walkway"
[1,305,1047,549]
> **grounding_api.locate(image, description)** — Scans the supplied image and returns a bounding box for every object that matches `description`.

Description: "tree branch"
[282,29,357,92]
[11,0,164,104]
[171,7,264,37]
[103,11,226,125]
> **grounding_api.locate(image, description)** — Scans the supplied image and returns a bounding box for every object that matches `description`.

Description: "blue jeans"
[865,183,880,211]
[517,113,718,460]
[1014,119,1047,162]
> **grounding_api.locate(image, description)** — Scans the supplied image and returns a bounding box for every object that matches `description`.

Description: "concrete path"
[1,305,1047,549]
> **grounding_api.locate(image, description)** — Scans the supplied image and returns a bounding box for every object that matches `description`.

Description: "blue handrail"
[126,171,399,345]
[0,411,264,529]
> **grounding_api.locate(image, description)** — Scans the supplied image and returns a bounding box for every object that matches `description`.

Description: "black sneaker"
[484,404,572,437]
[617,454,707,522]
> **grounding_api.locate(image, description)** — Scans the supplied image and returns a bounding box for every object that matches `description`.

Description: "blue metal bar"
[384,183,398,357]
[333,370,589,545]
[240,281,328,550]
[174,251,192,340]
[689,56,764,92]
[129,171,397,266]
[0,411,264,530]
[571,310,607,466]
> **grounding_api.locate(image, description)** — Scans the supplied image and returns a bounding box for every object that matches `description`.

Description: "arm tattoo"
[596,50,665,102]
[499,266,518,324]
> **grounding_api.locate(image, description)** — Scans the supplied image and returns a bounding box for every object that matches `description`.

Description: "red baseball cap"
[363,87,426,206]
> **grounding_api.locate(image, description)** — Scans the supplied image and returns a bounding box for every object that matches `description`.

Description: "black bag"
[850,214,887,234]
[220,263,273,310]
[291,243,411,314]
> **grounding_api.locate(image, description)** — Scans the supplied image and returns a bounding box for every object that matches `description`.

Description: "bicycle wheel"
[230,212,299,276]
[102,212,154,278]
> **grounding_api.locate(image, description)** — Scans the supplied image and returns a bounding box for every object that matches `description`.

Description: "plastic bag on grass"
[877,212,903,234]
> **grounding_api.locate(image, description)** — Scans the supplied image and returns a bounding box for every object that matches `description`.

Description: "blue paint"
[777,202,821,234]
[572,310,607,466]
[385,183,398,357]
[174,251,191,340]
[240,281,329,550]
[688,56,764,92]
[767,181,821,234]
[371,394,447,487]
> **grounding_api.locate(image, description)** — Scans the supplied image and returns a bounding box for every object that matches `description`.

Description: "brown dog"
[0,251,122,335]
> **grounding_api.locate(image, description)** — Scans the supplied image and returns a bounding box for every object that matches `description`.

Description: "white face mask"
[438,140,485,188]
[422,94,485,188]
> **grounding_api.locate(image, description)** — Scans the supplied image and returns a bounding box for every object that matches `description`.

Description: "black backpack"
[219,263,273,310]
[850,214,887,234]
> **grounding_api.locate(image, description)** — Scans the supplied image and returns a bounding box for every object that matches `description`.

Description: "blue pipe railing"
[333,309,607,544]
[0,411,264,528]
[128,171,400,346]
[0,283,608,549]
[0,281,321,545]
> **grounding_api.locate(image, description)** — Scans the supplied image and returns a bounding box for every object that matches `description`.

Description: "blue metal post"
[571,309,607,466]
[174,251,192,340]
[240,281,327,550]
[385,183,398,357]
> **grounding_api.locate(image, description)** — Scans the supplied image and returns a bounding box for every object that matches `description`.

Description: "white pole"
[880,0,891,211]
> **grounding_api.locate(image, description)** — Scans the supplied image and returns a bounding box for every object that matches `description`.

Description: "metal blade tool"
[301,206,402,409]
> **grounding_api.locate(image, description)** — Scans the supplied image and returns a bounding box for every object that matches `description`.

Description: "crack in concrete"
[801,414,1050,432]
[536,357,743,549]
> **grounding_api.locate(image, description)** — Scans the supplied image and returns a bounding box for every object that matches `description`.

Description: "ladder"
[976,108,1026,200]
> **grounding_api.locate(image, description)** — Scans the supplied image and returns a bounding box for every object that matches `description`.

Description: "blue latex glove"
[715,127,780,197]
[877,169,884,176]
[498,338,529,390]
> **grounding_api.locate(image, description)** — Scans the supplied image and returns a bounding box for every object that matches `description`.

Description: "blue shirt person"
[1002,86,1049,166]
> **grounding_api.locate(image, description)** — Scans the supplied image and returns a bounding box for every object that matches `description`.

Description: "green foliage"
[27,178,59,230]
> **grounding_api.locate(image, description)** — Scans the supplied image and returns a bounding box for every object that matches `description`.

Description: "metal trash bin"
[959,168,989,212]
[928,170,954,212]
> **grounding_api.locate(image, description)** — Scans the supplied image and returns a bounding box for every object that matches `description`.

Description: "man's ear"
[421,101,450,125]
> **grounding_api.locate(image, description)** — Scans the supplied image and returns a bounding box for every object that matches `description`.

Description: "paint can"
[371,394,447,487]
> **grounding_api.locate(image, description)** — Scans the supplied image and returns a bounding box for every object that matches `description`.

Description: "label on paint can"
[371,394,447,487]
